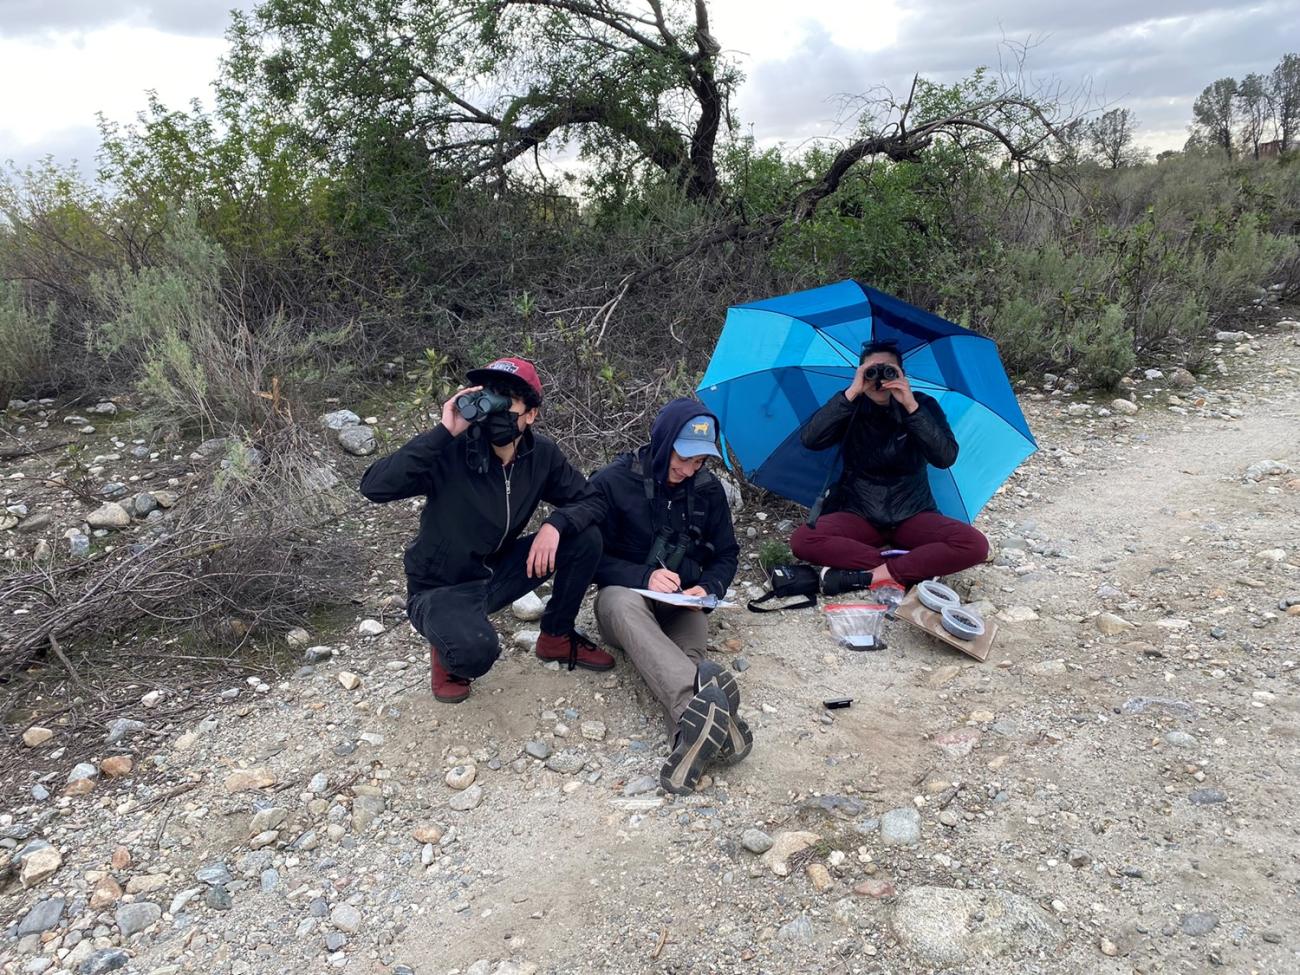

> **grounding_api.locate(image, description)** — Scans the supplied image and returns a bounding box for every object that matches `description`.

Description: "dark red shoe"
[430,649,471,704]
[535,630,615,672]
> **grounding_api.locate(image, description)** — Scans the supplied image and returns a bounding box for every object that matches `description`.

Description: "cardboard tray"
[893,589,997,662]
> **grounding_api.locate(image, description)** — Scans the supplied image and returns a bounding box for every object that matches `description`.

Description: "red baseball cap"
[465,356,543,402]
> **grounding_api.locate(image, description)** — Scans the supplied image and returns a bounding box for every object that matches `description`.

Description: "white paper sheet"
[630,589,736,610]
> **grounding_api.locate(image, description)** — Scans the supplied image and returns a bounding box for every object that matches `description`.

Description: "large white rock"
[85,503,131,529]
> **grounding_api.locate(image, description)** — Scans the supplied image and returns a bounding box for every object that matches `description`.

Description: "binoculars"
[455,388,512,422]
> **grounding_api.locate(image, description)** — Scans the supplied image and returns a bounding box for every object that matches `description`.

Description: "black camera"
[863,363,899,389]
[455,389,512,422]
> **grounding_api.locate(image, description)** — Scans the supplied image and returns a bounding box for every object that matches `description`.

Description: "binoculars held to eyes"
[863,363,899,389]
[456,388,512,422]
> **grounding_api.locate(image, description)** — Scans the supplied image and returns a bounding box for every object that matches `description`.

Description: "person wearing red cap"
[359,356,613,702]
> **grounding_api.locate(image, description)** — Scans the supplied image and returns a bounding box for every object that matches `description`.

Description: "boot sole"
[433,688,470,704]
[697,662,754,765]
[534,652,615,672]
[660,689,728,795]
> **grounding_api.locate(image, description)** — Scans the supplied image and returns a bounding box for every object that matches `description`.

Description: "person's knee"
[961,526,990,563]
[790,523,817,560]
[440,627,500,679]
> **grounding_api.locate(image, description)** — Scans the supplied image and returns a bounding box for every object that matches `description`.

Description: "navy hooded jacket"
[588,398,739,597]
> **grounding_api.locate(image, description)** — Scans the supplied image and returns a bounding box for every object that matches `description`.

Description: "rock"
[1100,937,1120,957]
[89,401,119,415]
[413,825,444,844]
[449,784,483,811]
[1168,367,1196,389]
[890,886,1063,966]
[1110,398,1138,415]
[337,671,362,690]
[308,772,330,794]
[880,807,922,846]
[224,768,276,793]
[153,490,179,508]
[68,761,98,782]
[325,932,348,951]
[854,877,896,899]
[511,592,546,621]
[18,897,65,936]
[249,807,287,834]
[196,862,232,885]
[524,740,552,761]
[85,502,131,529]
[126,872,169,894]
[99,481,129,500]
[66,530,90,557]
[1188,788,1227,805]
[580,720,607,741]
[1120,696,1193,717]
[131,492,159,517]
[1068,848,1092,868]
[140,689,165,708]
[16,512,52,533]
[513,629,540,650]
[331,903,363,933]
[622,775,657,797]
[357,618,385,636]
[939,810,960,827]
[1243,458,1293,481]
[1096,612,1133,635]
[352,791,386,830]
[79,950,130,975]
[89,876,123,909]
[205,885,233,910]
[115,900,162,937]
[1181,912,1219,937]
[100,755,134,778]
[22,726,53,747]
[445,764,477,790]
[1000,605,1038,623]
[933,727,980,759]
[320,409,361,431]
[111,846,131,870]
[806,862,833,892]
[304,645,333,663]
[545,752,584,775]
[1164,731,1198,748]
[777,915,815,943]
[718,475,743,512]
[337,424,376,456]
[106,718,146,745]
[760,830,820,877]
[286,628,311,648]
[741,829,774,854]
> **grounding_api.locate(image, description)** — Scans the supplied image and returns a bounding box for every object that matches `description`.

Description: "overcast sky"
[1,0,1296,177]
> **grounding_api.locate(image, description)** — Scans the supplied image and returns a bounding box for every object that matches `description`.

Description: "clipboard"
[893,588,997,662]
[631,589,737,610]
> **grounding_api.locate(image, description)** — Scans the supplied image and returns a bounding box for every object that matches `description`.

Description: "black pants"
[406,525,602,679]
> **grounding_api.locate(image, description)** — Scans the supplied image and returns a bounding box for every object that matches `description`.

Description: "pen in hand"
[657,558,683,593]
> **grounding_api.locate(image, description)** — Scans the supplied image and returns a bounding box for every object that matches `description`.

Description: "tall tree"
[1269,53,1300,150]
[225,0,739,201]
[1237,73,1269,157]
[1085,108,1142,168]
[1192,78,1238,156]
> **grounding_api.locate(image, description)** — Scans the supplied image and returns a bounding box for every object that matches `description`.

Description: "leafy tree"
[224,0,739,201]
[1268,53,1300,150]
[1085,108,1143,168]
[1192,78,1238,156]
[1237,73,1269,158]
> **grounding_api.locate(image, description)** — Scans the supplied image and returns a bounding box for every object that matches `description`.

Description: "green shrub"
[0,282,53,403]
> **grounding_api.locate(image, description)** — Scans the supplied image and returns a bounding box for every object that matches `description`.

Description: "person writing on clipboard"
[588,398,749,794]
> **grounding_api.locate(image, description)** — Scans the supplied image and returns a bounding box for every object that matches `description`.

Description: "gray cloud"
[739,0,1300,151]
[0,0,254,39]
[1,124,102,179]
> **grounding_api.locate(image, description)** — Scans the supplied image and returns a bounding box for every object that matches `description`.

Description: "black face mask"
[485,411,522,447]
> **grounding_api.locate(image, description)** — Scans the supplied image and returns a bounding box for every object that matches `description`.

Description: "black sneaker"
[660,684,729,795]
[696,660,753,765]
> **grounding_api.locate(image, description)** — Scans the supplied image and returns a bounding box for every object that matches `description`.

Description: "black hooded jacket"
[801,390,958,527]
[358,424,603,593]
[589,398,739,598]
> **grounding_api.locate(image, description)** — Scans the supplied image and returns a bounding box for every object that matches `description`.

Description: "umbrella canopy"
[696,280,1036,524]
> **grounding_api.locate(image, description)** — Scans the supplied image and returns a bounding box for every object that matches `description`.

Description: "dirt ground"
[2,323,1298,975]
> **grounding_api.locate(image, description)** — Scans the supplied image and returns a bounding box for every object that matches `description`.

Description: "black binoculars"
[456,389,512,422]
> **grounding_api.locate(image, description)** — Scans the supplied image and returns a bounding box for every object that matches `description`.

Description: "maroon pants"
[790,510,989,586]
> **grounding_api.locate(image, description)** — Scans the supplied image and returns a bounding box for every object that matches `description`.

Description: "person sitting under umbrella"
[588,399,750,794]
[790,340,989,596]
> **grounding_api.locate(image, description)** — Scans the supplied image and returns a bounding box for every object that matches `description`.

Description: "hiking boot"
[660,684,729,795]
[696,659,753,765]
[820,567,870,596]
[535,629,615,672]
[430,651,471,704]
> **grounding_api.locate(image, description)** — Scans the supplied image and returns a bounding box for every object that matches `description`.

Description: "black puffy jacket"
[800,390,958,528]
[359,425,603,593]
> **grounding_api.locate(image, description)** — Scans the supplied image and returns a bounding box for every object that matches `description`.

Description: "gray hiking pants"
[593,586,708,732]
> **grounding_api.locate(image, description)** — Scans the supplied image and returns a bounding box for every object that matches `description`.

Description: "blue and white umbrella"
[697,279,1036,523]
